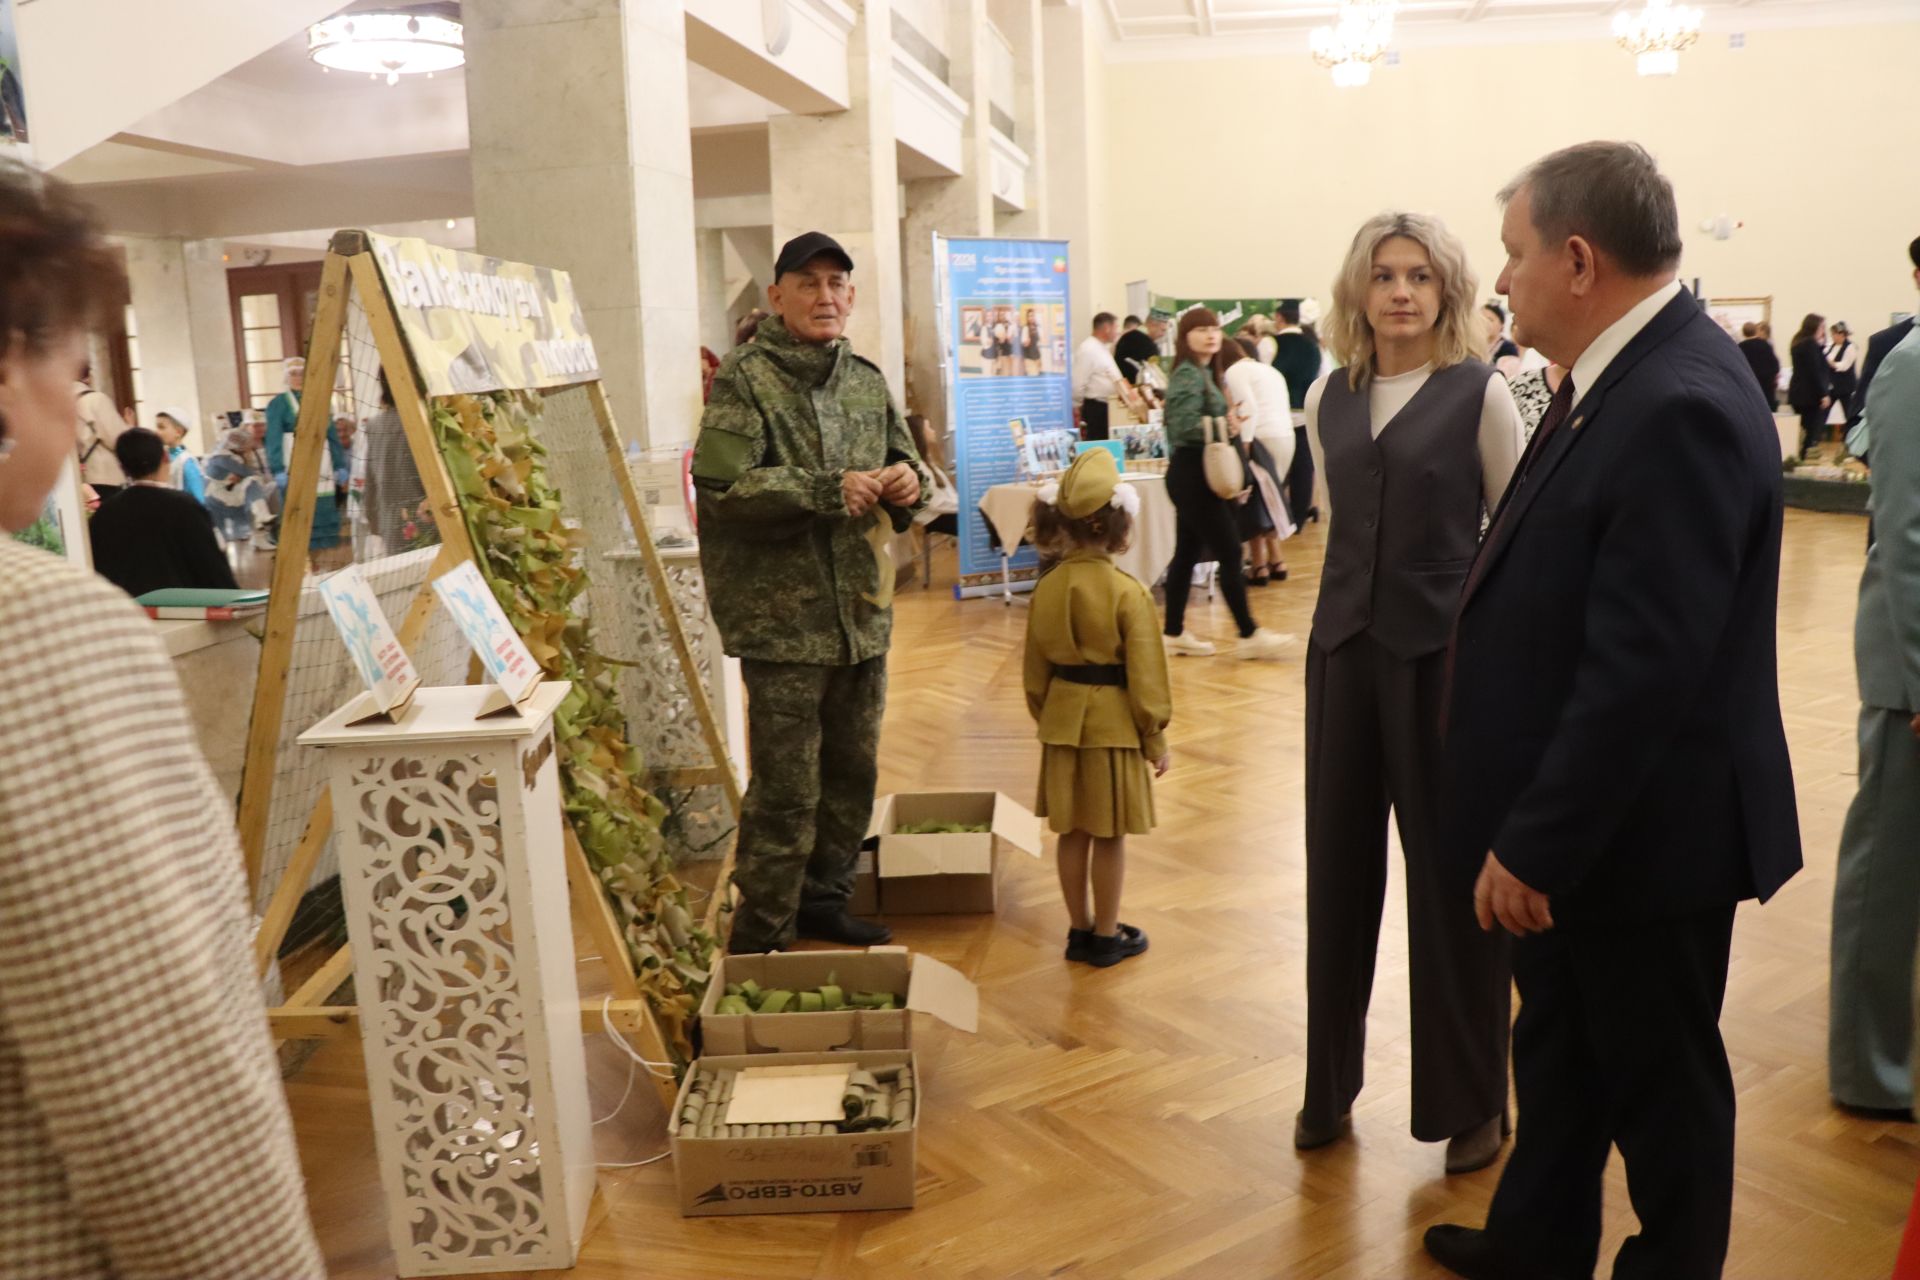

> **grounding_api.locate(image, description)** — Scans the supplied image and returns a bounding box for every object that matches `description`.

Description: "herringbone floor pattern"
[289,510,1916,1279]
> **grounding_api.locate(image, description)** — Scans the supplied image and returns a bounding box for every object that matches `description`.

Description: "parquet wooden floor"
[288,509,1918,1279]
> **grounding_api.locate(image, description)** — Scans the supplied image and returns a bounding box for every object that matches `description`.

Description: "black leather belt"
[1052,663,1127,687]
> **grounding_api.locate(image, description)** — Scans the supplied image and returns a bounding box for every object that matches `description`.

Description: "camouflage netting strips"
[432,390,716,1066]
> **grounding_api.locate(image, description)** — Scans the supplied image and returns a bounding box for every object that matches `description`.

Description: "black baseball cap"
[775,231,854,279]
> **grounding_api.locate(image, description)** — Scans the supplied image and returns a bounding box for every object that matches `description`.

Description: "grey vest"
[1310,360,1491,659]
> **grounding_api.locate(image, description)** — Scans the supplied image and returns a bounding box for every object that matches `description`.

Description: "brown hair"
[1173,307,1221,373]
[1791,313,1824,348]
[0,164,123,367]
[1212,334,1249,383]
[1031,499,1134,565]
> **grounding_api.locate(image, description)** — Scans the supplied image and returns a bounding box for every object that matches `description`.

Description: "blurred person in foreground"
[0,161,323,1278]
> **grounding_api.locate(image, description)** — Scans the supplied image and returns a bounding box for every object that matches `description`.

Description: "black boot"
[795,906,893,946]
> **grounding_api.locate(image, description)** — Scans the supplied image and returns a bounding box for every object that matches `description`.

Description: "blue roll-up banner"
[935,235,1072,598]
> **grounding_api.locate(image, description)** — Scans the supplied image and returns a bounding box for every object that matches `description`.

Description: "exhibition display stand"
[300,681,594,1276]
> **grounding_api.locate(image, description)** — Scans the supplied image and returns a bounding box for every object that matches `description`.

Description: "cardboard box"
[869,790,1044,914]
[673,1050,918,1216]
[699,947,977,1055]
[848,843,878,917]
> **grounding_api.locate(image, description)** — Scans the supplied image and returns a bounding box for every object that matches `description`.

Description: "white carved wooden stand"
[299,682,595,1276]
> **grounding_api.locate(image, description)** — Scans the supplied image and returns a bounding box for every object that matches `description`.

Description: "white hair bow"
[1036,481,1061,507]
[1111,483,1141,516]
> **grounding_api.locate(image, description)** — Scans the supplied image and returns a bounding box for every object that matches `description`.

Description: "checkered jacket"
[0,539,323,1278]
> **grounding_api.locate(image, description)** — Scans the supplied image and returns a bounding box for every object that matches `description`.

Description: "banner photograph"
[365,232,601,397]
[937,235,1072,592]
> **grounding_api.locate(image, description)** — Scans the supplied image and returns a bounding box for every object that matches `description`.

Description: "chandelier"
[1613,0,1702,77]
[308,11,464,87]
[1310,1,1397,89]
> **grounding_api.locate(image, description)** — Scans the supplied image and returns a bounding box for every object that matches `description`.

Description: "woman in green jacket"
[1160,308,1291,660]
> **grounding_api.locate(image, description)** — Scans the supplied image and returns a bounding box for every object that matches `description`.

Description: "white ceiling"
[1103,0,1920,48]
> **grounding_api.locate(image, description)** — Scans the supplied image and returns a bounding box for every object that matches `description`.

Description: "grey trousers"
[1830,704,1920,1110]
[1302,632,1511,1141]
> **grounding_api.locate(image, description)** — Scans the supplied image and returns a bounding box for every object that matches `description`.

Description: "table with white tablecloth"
[977,472,1178,591]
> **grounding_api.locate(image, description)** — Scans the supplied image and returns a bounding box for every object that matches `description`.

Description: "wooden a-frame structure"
[238,229,738,1107]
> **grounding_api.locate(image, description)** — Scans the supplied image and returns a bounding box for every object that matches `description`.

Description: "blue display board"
[936,235,1072,595]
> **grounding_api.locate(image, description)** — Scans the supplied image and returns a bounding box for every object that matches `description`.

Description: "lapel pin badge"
[1570,415,1585,431]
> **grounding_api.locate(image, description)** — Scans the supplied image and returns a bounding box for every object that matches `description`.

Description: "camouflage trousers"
[729,656,888,951]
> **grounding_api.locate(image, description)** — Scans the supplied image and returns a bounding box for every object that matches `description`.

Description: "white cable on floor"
[591,995,678,1169]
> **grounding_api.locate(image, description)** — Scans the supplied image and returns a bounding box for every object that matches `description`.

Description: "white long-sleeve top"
[1305,363,1526,513]
[1829,340,1861,376]
[0,539,325,1280]
[1073,335,1126,404]
[1223,359,1298,476]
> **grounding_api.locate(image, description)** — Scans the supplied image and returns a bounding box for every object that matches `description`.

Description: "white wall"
[1101,21,1920,352]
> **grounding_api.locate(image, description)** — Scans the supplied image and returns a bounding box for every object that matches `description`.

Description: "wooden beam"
[286,941,355,1009]
[252,801,335,976]
[235,249,353,898]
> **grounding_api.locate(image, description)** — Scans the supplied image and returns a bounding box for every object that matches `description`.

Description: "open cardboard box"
[699,947,977,1055]
[869,790,1044,914]
[673,1049,918,1216]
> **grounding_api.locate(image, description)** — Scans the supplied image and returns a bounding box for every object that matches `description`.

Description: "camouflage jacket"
[692,316,929,665]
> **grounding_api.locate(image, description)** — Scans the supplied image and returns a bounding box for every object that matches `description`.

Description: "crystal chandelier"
[308,11,464,87]
[1310,1,1397,89]
[1613,0,1702,77]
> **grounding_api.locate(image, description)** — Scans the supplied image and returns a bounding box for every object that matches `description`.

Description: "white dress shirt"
[1073,335,1125,405]
[1223,360,1298,475]
[1568,279,1684,414]
[1305,363,1527,512]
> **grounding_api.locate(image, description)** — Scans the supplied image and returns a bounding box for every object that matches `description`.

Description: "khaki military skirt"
[1036,744,1155,838]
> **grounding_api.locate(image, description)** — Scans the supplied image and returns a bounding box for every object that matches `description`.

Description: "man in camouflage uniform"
[693,232,929,953]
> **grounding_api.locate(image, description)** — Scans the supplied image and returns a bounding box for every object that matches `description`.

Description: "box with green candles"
[672,1050,919,1216]
[697,947,977,1056]
[868,790,1044,914]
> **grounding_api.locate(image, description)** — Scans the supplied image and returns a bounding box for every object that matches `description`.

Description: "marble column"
[767,0,906,403]
[901,0,994,431]
[464,0,703,449]
[993,0,1050,239]
[1042,0,1107,332]
[122,234,241,451]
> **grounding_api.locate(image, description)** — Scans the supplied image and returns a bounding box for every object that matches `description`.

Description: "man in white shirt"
[73,365,126,499]
[1072,312,1139,441]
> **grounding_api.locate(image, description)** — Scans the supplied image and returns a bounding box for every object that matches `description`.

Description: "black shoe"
[1835,1099,1916,1122]
[1423,1225,1580,1280]
[726,930,784,955]
[1065,927,1095,961]
[794,907,893,947]
[1306,506,1321,524]
[1293,1109,1351,1150]
[1271,565,1289,582]
[1081,923,1148,968]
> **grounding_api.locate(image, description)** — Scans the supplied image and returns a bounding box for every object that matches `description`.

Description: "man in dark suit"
[1424,142,1802,1280]
[1853,235,1920,426]
[1737,321,1780,410]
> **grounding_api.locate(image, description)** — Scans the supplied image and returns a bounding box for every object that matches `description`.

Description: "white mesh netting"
[532,386,735,873]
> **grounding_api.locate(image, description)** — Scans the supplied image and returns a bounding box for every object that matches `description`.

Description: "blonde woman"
[1297,211,1526,1176]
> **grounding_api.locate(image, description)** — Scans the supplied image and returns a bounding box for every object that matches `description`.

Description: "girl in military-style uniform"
[1023,449,1172,968]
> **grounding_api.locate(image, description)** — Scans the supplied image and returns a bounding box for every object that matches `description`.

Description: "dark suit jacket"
[1445,291,1802,922]
[1856,316,1916,423]
[1271,331,1320,411]
[1737,337,1780,408]
[1788,338,1831,412]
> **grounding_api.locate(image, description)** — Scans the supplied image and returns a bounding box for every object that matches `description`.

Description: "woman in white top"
[1218,335,1297,582]
[1827,320,1861,425]
[0,162,324,1278]
[1296,211,1526,1179]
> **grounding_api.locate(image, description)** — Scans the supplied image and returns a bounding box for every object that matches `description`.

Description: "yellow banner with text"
[365,232,601,397]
